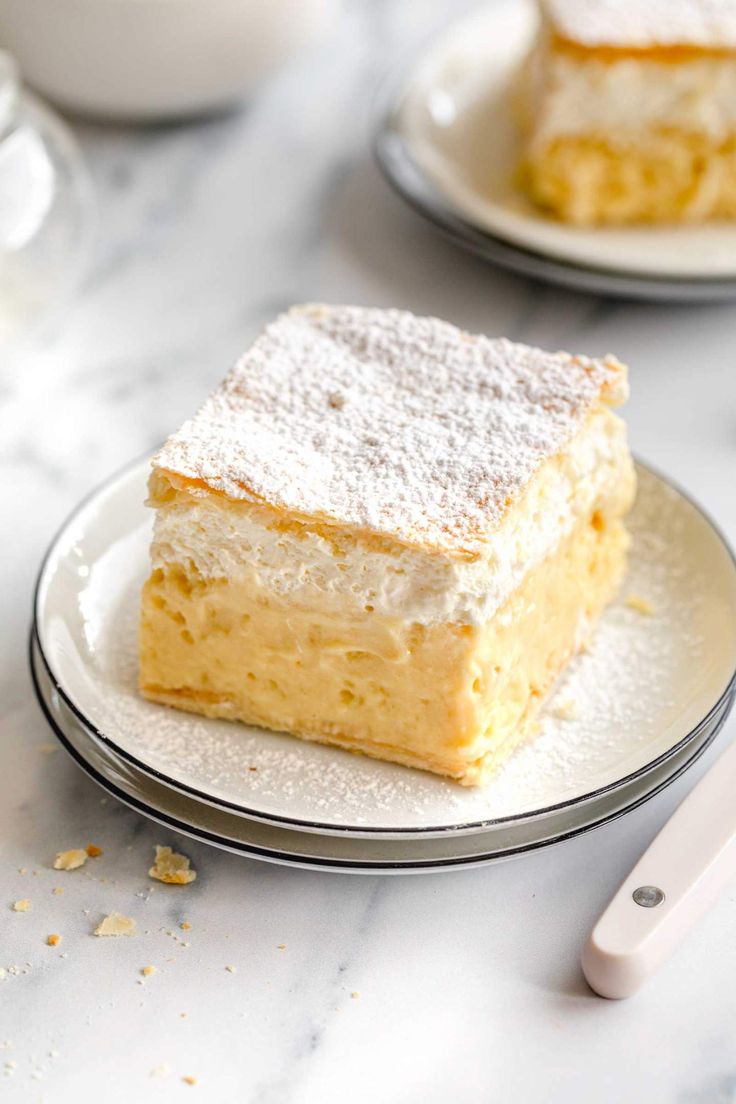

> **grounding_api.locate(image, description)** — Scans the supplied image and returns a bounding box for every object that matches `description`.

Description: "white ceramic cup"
[0,0,341,121]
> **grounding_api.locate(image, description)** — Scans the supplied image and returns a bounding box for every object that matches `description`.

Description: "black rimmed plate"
[32,454,736,841]
[30,634,734,873]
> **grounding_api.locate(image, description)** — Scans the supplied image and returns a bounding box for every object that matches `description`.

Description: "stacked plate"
[374,0,736,302]
[31,457,736,873]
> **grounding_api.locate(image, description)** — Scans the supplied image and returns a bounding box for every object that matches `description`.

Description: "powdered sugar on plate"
[44,460,736,834]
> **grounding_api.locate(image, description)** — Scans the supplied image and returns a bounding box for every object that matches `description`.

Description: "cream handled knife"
[582,730,736,1000]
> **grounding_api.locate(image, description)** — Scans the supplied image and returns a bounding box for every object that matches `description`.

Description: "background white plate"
[397,0,736,281]
[34,456,736,837]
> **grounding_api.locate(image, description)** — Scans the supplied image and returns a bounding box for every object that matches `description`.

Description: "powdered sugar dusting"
[545,0,736,49]
[155,305,626,555]
[68,465,731,832]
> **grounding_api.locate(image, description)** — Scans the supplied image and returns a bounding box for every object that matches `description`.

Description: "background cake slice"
[520,0,736,224]
[139,304,635,786]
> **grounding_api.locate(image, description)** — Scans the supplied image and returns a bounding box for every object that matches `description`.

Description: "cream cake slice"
[520,0,736,224]
[139,304,635,786]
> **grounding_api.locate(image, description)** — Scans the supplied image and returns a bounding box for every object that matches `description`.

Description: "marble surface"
[3,2,736,1100]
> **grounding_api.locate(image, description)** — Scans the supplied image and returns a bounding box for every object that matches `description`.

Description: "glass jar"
[0,51,93,350]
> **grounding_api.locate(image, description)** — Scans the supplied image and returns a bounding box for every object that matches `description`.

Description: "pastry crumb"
[180,921,191,931]
[52,887,64,896]
[85,844,103,858]
[149,846,196,885]
[93,912,137,937]
[18,868,27,876]
[225,965,236,973]
[554,697,580,721]
[277,944,285,950]
[141,965,157,977]
[12,899,31,912]
[350,991,359,999]
[182,1075,197,1086]
[46,934,61,947]
[625,593,655,616]
[53,849,88,871]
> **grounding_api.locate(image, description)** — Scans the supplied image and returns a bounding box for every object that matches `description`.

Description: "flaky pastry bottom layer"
[524,129,736,225]
[139,505,630,787]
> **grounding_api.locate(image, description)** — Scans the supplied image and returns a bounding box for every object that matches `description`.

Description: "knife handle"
[582,732,736,999]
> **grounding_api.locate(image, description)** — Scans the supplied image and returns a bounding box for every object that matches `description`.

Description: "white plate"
[34,455,736,837]
[392,0,736,281]
[30,634,733,872]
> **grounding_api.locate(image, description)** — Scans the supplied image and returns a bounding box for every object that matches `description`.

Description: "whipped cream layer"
[151,409,633,627]
[529,48,736,148]
[543,0,736,50]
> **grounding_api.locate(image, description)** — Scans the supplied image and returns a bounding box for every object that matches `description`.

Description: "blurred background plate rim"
[372,2,736,302]
[374,123,736,303]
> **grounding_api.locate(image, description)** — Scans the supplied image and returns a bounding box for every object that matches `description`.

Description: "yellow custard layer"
[525,129,736,225]
[140,494,632,786]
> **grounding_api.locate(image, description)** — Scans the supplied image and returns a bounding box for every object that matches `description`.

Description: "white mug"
[0,0,341,121]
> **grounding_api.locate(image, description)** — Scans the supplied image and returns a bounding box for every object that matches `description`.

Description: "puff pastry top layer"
[153,305,627,557]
